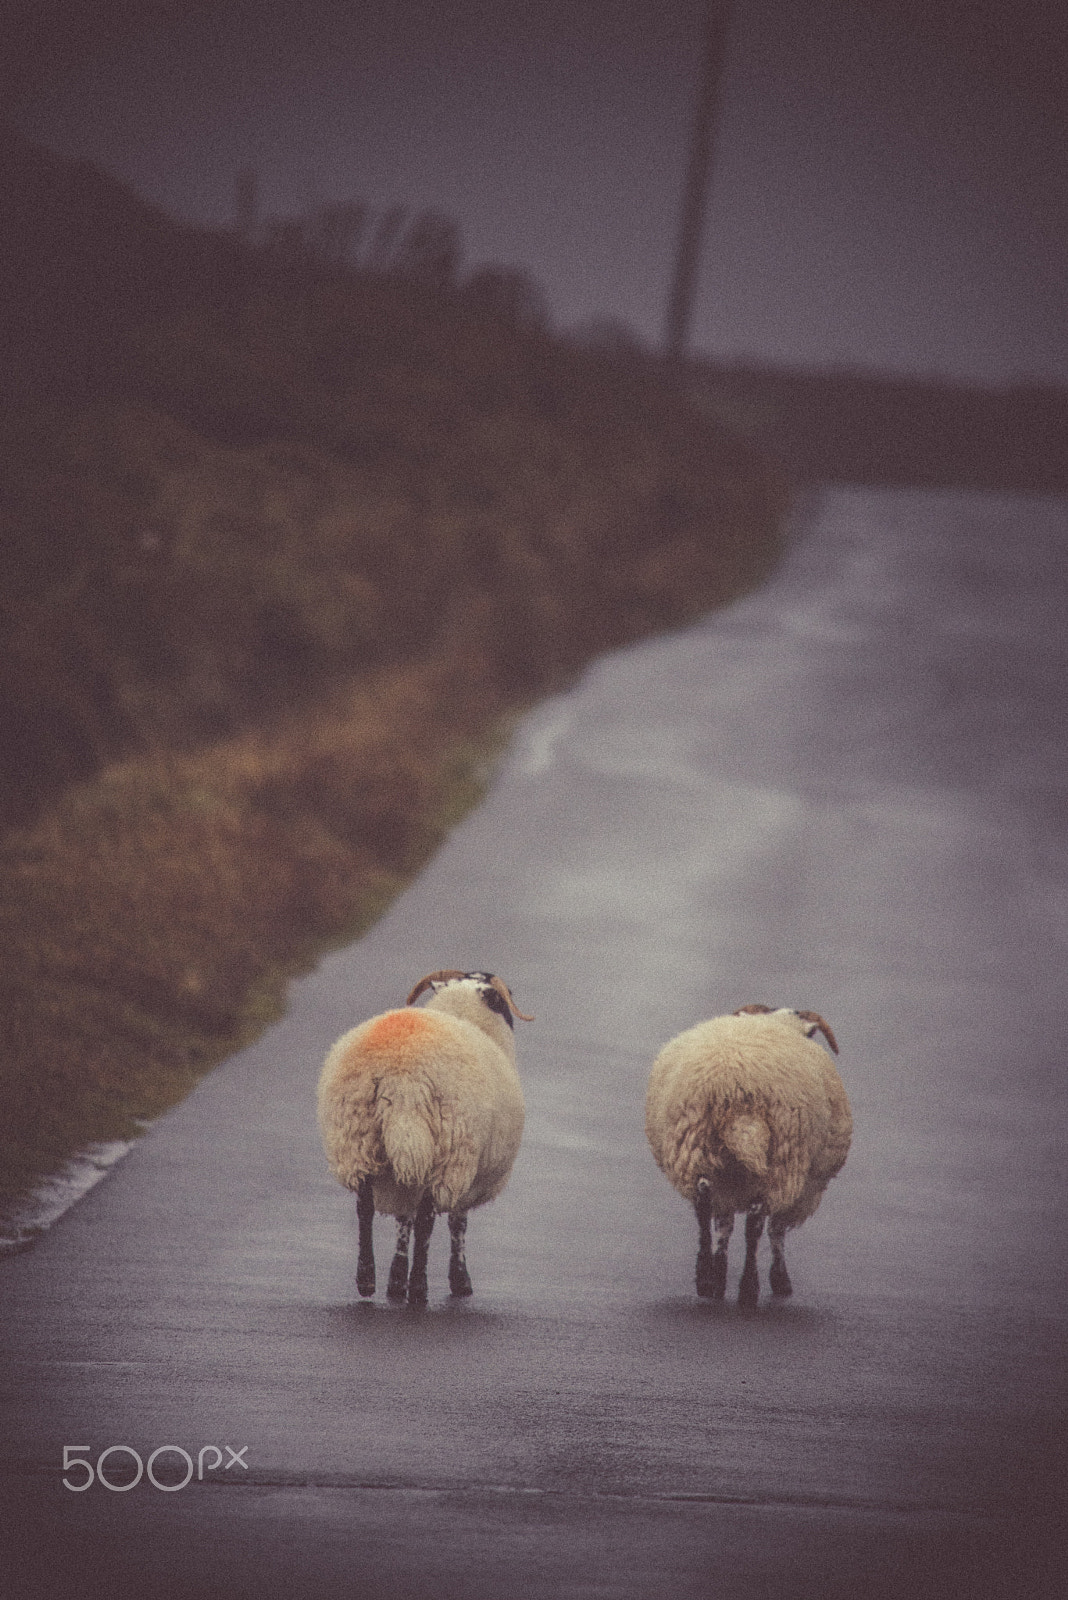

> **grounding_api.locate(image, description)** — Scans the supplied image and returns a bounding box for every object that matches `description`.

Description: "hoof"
[387,1261,409,1301]
[356,1267,376,1298]
[449,1266,473,1298]
[769,1262,793,1298]
[696,1253,727,1299]
[737,1269,760,1308]
[407,1279,429,1307]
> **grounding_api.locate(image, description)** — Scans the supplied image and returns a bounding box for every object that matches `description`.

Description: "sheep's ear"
[406,970,467,1005]
[797,1010,839,1054]
[733,1003,772,1015]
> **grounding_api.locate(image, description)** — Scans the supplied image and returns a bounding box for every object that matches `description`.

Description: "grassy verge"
[0,130,790,1221]
[0,661,514,1207]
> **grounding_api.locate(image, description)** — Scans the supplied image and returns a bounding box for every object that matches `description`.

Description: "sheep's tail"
[377,1074,437,1189]
[720,1113,770,1178]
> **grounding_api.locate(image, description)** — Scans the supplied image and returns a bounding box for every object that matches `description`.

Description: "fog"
[8,0,1068,381]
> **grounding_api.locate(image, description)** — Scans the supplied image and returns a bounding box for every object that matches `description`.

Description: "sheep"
[645,1004,851,1305]
[317,969,531,1305]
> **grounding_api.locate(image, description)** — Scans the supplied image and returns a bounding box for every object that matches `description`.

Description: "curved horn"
[488,973,534,1022]
[733,1003,772,1015]
[797,1010,839,1054]
[405,970,467,1006]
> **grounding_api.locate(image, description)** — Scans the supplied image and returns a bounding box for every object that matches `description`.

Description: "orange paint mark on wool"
[362,1008,441,1062]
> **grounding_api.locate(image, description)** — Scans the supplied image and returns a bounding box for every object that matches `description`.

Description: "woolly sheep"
[318,969,531,1305]
[645,1004,851,1305]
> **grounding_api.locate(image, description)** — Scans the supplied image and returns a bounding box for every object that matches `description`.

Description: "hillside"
[0,127,788,1225]
[693,360,1068,494]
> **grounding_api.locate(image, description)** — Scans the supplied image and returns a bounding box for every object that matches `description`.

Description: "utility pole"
[663,0,734,362]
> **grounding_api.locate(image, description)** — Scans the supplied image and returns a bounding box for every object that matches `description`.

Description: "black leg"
[738,1207,764,1307]
[407,1191,436,1306]
[695,1180,714,1295]
[448,1211,473,1297]
[356,1177,375,1298]
[768,1216,793,1297]
[695,1180,729,1298]
[387,1217,412,1301]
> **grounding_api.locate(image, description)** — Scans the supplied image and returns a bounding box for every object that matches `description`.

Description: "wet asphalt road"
[1,487,1066,1599]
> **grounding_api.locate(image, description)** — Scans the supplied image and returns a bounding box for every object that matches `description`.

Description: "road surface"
[2,486,1066,1599]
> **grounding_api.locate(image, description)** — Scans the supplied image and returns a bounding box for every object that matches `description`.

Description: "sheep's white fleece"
[317,984,525,1218]
[645,1010,851,1226]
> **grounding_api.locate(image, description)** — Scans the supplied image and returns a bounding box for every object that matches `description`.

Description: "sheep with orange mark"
[318,970,530,1305]
[646,1005,851,1305]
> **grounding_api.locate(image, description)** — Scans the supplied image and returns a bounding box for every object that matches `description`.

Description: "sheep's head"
[406,969,534,1027]
[734,1003,839,1055]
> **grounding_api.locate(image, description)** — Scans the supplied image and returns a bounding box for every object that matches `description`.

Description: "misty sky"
[7,0,1068,382]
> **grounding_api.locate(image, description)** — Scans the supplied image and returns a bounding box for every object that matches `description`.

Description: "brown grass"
[0,657,513,1204]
